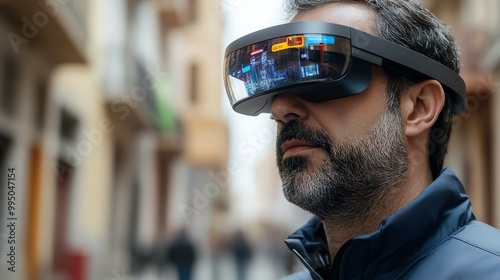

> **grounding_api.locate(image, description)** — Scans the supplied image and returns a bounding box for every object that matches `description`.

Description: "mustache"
[276,120,332,156]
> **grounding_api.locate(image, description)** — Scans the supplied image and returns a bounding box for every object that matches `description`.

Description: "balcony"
[0,0,87,63]
[183,115,228,169]
[156,0,192,29]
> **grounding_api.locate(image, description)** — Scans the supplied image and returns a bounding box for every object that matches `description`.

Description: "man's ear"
[400,80,445,137]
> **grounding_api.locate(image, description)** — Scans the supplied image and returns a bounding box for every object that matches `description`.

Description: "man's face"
[274,101,409,220]
[271,3,409,219]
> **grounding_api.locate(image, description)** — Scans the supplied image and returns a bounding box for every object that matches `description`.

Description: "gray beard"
[276,109,408,222]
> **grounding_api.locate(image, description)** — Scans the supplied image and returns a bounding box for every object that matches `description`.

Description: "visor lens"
[224,34,351,107]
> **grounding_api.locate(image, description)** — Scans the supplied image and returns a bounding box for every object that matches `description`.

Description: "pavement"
[134,250,288,280]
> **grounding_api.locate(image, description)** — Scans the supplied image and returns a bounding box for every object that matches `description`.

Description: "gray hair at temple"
[284,0,462,179]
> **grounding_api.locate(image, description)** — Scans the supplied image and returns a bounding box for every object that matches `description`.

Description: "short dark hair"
[284,0,460,178]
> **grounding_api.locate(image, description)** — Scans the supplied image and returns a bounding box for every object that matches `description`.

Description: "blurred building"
[0,1,89,280]
[0,0,227,280]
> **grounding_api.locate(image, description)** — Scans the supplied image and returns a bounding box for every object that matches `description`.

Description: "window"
[59,108,79,141]
[189,0,197,23]
[0,53,19,116]
[34,80,48,130]
[0,134,12,221]
[189,63,199,105]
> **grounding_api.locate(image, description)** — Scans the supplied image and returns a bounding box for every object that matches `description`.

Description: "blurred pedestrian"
[230,230,253,280]
[166,228,197,280]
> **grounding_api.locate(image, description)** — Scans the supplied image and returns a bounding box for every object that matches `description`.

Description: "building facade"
[0,0,227,279]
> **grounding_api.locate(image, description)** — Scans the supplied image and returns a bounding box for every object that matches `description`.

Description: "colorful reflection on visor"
[225,34,351,104]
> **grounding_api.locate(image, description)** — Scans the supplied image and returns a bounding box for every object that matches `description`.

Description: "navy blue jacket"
[283,168,500,279]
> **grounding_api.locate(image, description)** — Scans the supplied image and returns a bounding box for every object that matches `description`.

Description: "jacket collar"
[285,168,475,279]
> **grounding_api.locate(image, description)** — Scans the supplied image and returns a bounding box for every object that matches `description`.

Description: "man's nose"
[270,94,308,124]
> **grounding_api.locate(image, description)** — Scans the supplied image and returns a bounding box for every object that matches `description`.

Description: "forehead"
[291,2,376,34]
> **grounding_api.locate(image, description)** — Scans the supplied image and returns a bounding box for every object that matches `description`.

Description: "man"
[223,0,500,279]
[230,230,253,280]
[166,228,197,280]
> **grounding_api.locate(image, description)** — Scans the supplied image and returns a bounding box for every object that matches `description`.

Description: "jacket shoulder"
[452,220,500,255]
[402,221,500,279]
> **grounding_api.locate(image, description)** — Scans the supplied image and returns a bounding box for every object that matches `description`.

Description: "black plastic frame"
[224,21,466,115]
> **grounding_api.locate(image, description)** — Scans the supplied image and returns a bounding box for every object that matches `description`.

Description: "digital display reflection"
[225,34,351,101]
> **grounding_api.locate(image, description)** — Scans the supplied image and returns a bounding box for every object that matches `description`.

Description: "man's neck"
[322,169,432,261]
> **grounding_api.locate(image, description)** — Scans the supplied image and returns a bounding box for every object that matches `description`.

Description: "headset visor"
[224,21,466,116]
[225,34,351,111]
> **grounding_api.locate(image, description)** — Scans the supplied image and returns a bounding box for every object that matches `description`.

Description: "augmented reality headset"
[223,21,466,116]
